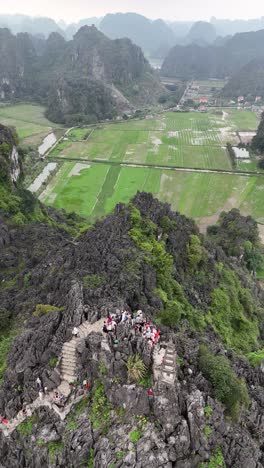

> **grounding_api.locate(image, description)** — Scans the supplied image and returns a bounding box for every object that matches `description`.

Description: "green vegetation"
[0,324,18,383]
[204,406,213,417]
[116,450,126,461]
[0,104,59,143]
[126,354,147,383]
[17,414,38,437]
[200,447,226,468]
[37,439,45,447]
[49,356,58,368]
[67,128,91,141]
[33,304,64,317]
[66,396,90,430]
[138,370,152,388]
[129,429,142,444]
[47,441,63,460]
[99,361,107,377]
[90,380,112,430]
[203,425,212,438]
[87,448,95,468]
[129,206,200,329]
[23,272,32,289]
[247,349,264,367]
[82,275,106,289]
[199,345,249,420]
[206,266,260,353]
[49,140,72,156]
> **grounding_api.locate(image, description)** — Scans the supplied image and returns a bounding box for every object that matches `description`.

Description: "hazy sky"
[0,0,263,23]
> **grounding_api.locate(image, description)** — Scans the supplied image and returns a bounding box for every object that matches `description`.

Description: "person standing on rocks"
[36,377,42,390]
[148,389,154,409]
[72,327,79,338]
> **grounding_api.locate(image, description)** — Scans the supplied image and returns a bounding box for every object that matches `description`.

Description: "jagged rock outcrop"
[0,123,21,185]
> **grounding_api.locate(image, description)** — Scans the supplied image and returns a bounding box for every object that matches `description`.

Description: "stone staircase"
[153,342,177,386]
[0,318,105,437]
[60,319,105,385]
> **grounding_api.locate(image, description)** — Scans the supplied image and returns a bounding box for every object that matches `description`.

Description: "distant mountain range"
[161,29,264,80]
[0,26,163,125]
[2,13,264,59]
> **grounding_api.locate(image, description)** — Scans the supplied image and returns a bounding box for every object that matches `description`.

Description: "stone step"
[62,351,76,360]
[163,359,174,366]
[63,343,76,351]
[78,331,87,339]
[163,369,176,375]
[62,372,76,382]
[61,356,76,364]
[61,357,76,365]
[163,364,174,371]
[61,359,76,369]
[62,349,76,356]
[61,363,76,373]
[164,354,174,362]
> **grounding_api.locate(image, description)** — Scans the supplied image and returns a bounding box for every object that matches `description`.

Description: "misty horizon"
[0,0,264,24]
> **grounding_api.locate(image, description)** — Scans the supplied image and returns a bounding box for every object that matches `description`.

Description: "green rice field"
[0,103,60,143]
[49,110,259,171]
[0,103,255,228]
[39,108,263,226]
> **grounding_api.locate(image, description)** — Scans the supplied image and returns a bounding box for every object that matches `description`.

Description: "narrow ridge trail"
[1,318,105,437]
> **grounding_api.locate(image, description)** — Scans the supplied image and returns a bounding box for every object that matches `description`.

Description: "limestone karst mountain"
[0,26,163,125]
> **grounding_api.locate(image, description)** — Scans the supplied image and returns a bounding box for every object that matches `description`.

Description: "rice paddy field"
[38,108,263,228]
[0,103,60,144]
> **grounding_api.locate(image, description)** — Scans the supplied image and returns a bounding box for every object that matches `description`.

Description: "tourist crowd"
[102,309,161,348]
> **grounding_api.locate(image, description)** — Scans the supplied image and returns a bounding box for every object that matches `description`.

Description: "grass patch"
[90,380,112,431]
[66,395,90,430]
[204,406,213,417]
[203,425,212,438]
[47,441,63,460]
[116,450,126,461]
[138,370,152,388]
[87,448,95,468]
[49,356,58,368]
[17,414,38,437]
[247,349,264,367]
[33,304,64,317]
[200,447,226,468]
[129,429,142,444]
[82,275,106,289]
[0,326,18,383]
[67,128,91,141]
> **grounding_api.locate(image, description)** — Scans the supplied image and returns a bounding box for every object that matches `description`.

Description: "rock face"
[0,26,163,124]
[0,191,263,467]
[0,123,21,185]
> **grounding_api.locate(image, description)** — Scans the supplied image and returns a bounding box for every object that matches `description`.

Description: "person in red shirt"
[0,416,9,424]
